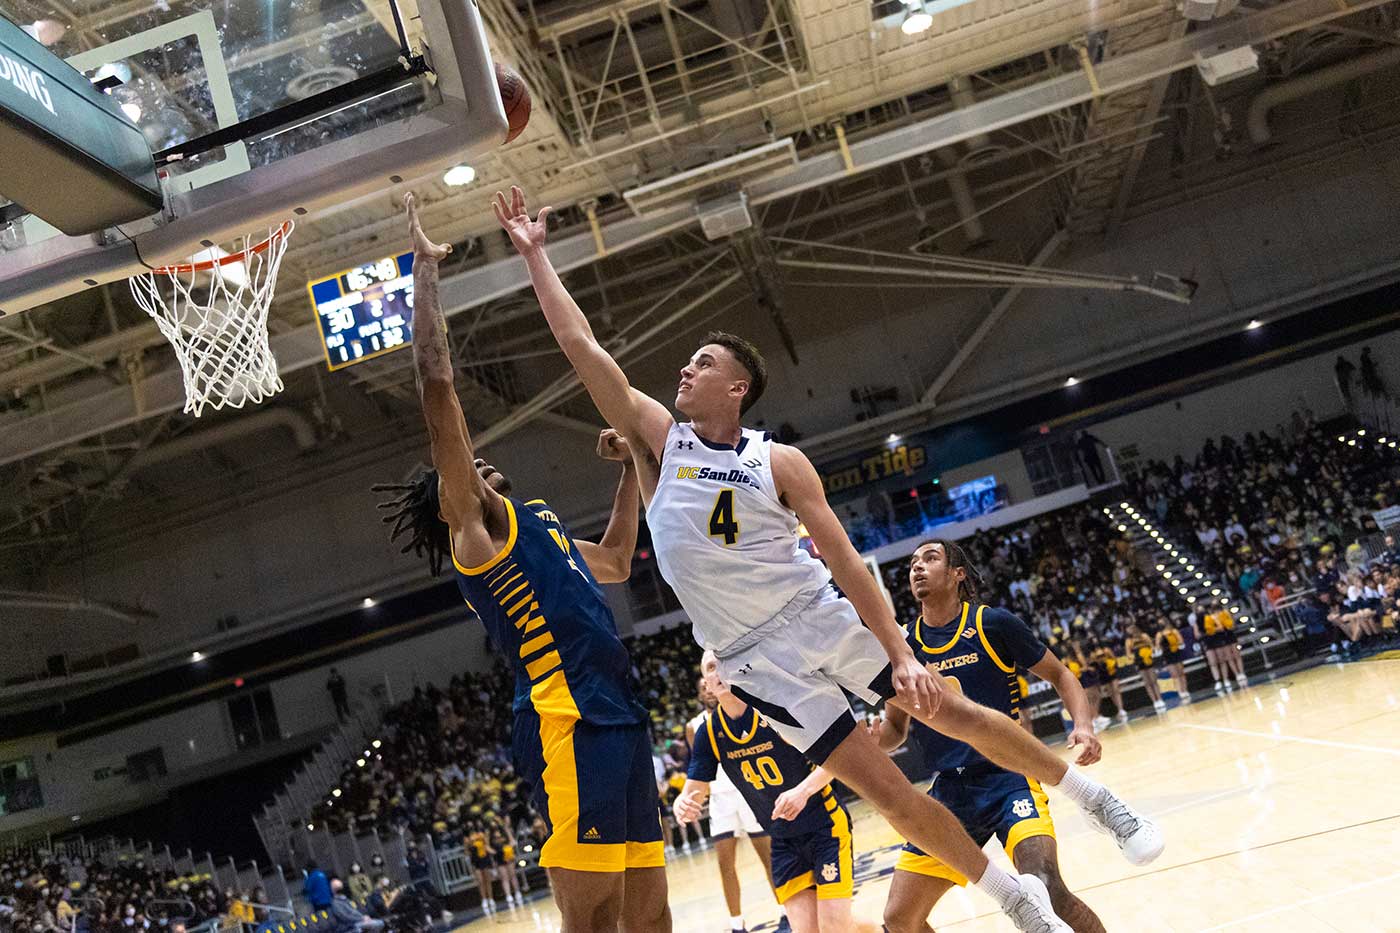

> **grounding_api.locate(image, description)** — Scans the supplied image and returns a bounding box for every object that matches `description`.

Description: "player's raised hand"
[891,653,944,715]
[492,185,552,255]
[673,787,704,825]
[596,428,631,462]
[1067,725,1102,766]
[771,786,814,822]
[404,193,451,263]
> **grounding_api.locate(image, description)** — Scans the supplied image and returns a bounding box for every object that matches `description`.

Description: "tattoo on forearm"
[412,260,453,387]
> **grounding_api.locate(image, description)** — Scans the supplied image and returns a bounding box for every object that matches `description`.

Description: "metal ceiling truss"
[0,0,1394,492]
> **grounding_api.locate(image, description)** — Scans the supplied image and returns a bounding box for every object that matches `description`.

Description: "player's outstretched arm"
[770,766,833,822]
[405,194,503,548]
[673,780,710,824]
[870,707,911,753]
[493,186,672,457]
[1029,651,1101,766]
[574,429,640,583]
[771,443,942,715]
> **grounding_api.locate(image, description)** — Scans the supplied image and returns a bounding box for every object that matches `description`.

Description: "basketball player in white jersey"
[686,677,785,933]
[496,187,1161,932]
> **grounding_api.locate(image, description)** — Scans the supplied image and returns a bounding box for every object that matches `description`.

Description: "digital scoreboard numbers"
[308,252,415,371]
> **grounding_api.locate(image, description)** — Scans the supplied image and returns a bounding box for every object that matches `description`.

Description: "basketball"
[495,62,531,144]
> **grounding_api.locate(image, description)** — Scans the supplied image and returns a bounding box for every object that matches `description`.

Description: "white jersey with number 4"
[647,422,830,654]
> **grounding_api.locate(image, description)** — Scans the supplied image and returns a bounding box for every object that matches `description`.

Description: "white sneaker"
[1079,787,1165,866]
[1235,673,1248,688]
[1115,710,1130,724]
[1003,873,1072,932]
[1180,692,1192,704]
[1091,715,1110,733]
[1152,700,1167,713]
[1213,680,1224,693]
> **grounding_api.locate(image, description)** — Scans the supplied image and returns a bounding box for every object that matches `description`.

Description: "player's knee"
[882,901,924,933]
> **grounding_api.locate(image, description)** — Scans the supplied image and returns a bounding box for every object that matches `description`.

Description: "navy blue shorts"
[769,804,853,904]
[513,713,664,872]
[897,767,1055,884]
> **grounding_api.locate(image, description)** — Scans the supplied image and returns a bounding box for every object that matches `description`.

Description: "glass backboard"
[0,0,506,315]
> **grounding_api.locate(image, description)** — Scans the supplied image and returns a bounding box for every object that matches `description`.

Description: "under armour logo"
[677,440,694,450]
[735,663,753,675]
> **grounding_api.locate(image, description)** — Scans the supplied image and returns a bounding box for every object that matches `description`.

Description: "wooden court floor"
[454,657,1400,932]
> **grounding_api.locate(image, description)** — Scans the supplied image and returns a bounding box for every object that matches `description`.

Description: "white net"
[129,222,293,417]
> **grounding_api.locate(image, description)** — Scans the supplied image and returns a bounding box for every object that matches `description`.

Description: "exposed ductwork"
[126,407,317,473]
[1247,45,1400,144]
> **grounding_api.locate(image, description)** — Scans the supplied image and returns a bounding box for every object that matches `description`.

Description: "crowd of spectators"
[303,622,704,868]
[0,855,269,933]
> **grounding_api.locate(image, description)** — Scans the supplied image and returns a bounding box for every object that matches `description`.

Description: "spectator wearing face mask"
[346,866,372,906]
[327,880,382,933]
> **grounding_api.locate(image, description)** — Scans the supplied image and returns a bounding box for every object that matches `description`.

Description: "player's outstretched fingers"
[511,185,525,216]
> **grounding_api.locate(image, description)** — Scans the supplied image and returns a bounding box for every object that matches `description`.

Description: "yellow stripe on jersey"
[452,499,519,576]
[914,602,971,653]
[975,605,1015,673]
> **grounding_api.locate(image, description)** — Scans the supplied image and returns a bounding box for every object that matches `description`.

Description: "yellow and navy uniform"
[1090,646,1120,682]
[452,497,661,873]
[1127,635,1155,670]
[1202,609,1237,648]
[468,834,491,870]
[1158,625,1186,664]
[897,603,1056,885]
[688,706,853,904]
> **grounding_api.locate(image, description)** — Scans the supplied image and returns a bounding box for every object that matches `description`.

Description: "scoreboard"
[308,252,415,371]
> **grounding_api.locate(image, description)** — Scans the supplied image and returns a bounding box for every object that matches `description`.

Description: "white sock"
[1052,764,1105,807]
[730,915,745,930]
[973,862,1022,910]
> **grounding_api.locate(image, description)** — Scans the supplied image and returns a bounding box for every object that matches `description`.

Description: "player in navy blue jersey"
[371,195,668,932]
[674,652,853,933]
[875,540,1110,933]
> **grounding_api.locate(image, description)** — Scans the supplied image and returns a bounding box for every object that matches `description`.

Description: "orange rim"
[150,221,293,276]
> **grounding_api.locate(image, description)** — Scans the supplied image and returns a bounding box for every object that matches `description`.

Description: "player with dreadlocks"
[372,194,669,933]
[873,540,1108,933]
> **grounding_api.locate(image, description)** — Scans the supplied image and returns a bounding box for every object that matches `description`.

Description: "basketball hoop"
[130,221,293,417]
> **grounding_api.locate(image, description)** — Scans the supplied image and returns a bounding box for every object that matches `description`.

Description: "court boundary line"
[1178,722,1400,757]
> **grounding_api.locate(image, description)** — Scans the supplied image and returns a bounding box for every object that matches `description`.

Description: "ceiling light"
[901,0,934,34]
[372,739,382,749]
[1246,319,1262,329]
[1338,435,1346,442]
[443,164,477,186]
[1156,564,1165,571]
[887,433,902,445]
[356,758,366,768]
[1260,635,1271,643]
[362,597,376,608]
[1065,376,1080,387]
[191,651,203,662]
[1188,596,1197,603]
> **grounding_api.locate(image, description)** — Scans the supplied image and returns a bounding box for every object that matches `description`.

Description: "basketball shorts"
[770,807,854,904]
[717,585,895,763]
[513,712,665,872]
[896,766,1055,885]
[708,785,764,839]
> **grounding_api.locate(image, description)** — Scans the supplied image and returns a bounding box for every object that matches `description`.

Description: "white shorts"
[708,786,764,839]
[717,586,894,763]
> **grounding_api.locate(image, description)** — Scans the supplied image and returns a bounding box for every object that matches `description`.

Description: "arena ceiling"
[2,0,1400,577]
